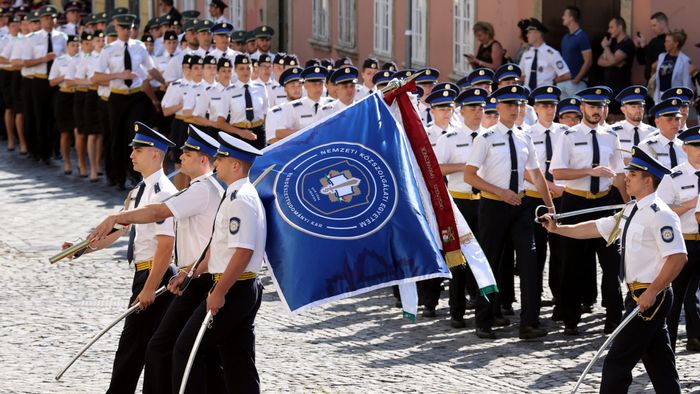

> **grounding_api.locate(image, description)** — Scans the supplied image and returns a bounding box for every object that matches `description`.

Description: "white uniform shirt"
[163,51,186,83]
[638,132,687,170]
[193,81,230,120]
[87,49,109,99]
[59,22,77,36]
[164,172,224,267]
[161,78,190,116]
[435,124,482,194]
[96,38,154,90]
[550,122,624,191]
[11,33,34,77]
[131,170,177,263]
[657,162,700,234]
[218,80,268,123]
[183,79,213,113]
[518,43,570,89]
[48,54,74,89]
[418,101,432,127]
[0,33,15,70]
[467,122,540,191]
[254,77,279,106]
[208,47,236,61]
[610,120,656,161]
[278,96,337,131]
[596,193,686,283]
[268,84,289,107]
[425,122,453,150]
[26,29,68,76]
[153,36,165,58]
[356,84,372,100]
[208,177,266,274]
[69,51,91,89]
[525,121,567,191]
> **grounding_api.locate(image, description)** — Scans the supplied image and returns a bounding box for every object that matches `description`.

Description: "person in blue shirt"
[560,6,591,98]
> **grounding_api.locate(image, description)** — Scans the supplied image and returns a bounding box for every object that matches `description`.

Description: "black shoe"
[475,327,496,339]
[422,308,436,318]
[64,170,72,175]
[519,325,547,340]
[604,321,619,335]
[502,305,515,316]
[551,310,564,322]
[541,299,555,307]
[687,337,700,352]
[465,298,476,310]
[394,300,402,308]
[493,316,511,327]
[581,303,594,314]
[450,318,466,328]
[564,327,580,336]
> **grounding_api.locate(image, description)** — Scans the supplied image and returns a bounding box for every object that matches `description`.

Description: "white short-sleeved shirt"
[467,122,540,191]
[610,120,656,161]
[279,96,337,131]
[96,38,154,90]
[519,43,570,89]
[183,80,213,112]
[268,84,289,107]
[595,193,686,283]
[163,51,186,83]
[48,54,74,89]
[525,121,567,191]
[435,124,482,194]
[418,101,432,127]
[10,34,34,77]
[192,81,230,120]
[425,122,453,151]
[218,80,269,123]
[638,132,687,170]
[657,162,700,233]
[27,29,67,76]
[265,104,287,142]
[355,84,373,100]
[161,78,190,116]
[0,34,17,69]
[164,173,224,267]
[208,177,267,274]
[131,170,177,263]
[550,122,624,191]
[208,47,237,62]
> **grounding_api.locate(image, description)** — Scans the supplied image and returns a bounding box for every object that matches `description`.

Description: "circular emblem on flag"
[274,142,398,240]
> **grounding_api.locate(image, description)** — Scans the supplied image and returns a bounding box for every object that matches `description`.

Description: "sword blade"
[535,204,629,224]
[178,310,213,394]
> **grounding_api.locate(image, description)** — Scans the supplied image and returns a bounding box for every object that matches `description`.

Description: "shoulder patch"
[660,225,674,242]
[612,125,623,131]
[650,203,660,212]
[446,131,457,138]
[271,106,282,113]
[229,217,240,234]
[670,170,683,178]
[154,183,161,194]
[230,190,237,200]
[482,130,495,138]
[292,101,303,107]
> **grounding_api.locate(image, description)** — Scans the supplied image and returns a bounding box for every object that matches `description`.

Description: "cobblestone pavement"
[1,149,699,393]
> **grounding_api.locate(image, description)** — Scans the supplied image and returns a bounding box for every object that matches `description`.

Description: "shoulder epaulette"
[650,203,660,212]
[230,190,237,200]
[271,106,282,113]
[482,130,495,138]
[292,101,303,108]
[446,131,457,138]
[154,183,161,194]
[546,48,553,54]
[205,86,212,91]
[612,125,623,131]
[646,138,658,145]
[321,104,334,110]
[171,81,181,86]
[564,129,575,135]
[608,130,618,137]
[225,85,236,91]
[670,170,683,178]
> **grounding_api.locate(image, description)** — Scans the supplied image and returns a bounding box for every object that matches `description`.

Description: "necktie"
[669,142,677,168]
[426,108,432,124]
[544,129,554,182]
[591,129,600,194]
[507,130,518,193]
[633,126,640,146]
[528,48,538,91]
[314,102,319,114]
[47,32,54,71]
[126,183,146,263]
[696,171,700,233]
[124,42,132,87]
[471,131,481,194]
[244,84,254,121]
[619,204,639,282]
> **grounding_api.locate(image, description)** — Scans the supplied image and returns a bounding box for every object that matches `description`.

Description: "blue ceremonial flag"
[250,94,451,313]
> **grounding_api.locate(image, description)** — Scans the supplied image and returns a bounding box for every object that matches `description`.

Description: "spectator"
[465,21,504,70]
[598,16,635,119]
[559,6,592,97]
[634,12,669,82]
[159,0,181,21]
[652,29,697,103]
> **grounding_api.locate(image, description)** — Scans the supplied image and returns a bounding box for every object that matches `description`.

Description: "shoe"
[581,303,594,314]
[564,327,580,336]
[493,316,511,327]
[502,305,515,316]
[19,151,28,156]
[541,299,555,307]
[450,318,466,328]
[7,147,14,152]
[686,337,700,352]
[422,308,436,318]
[98,172,104,176]
[465,298,476,310]
[475,327,496,339]
[519,326,547,340]
[89,178,99,183]
[64,170,72,175]
[42,158,51,165]
[551,310,564,322]
[604,321,619,335]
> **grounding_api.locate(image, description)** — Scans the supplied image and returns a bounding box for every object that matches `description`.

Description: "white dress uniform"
[355,84,372,100]
[425,122,454,150]
[658,162,700,234]
[48,53,74,88]
[218,80,269,124]
[153,36,165,58]
[26,29,68,77]
[214,15,232,25]
[11,33,34,78]
[0,33,14,69]
[524,104,538,126]
[162,77,190,119]
[164,172,225,267]
[208,177,266,274]
[87,49,109,101]
[70,50,91,89]
[268,83,289,107]
[182,79,214,115]
[254,77,279,107]
[208,47,237,61]
[638,133,687,170]
[130,170,177,263]
[525,121,566,193]
[550,122,625,193]
[97,38,154,91]
[192,81,231,123]
[163,51,186,83]
[610,120,656,162]
[518,43,570,89]
[252,49,275,62]
[435,124,483,196]
[418,100,432,126]
[277,96,336,131]
[59,22,77,36]
[153,49,180,89]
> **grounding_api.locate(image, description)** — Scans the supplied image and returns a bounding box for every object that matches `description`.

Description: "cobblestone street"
[1,149,699,393]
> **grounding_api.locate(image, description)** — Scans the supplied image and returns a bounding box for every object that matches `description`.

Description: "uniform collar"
[656,132,674,145]
[190,171,213,184]
[635,192,657,210]
[462,124,480,134]
[622,119,641,129]
[579,122,597,134]
[495,122,515,134]
[227,177,249,193]
[143,168,165,187]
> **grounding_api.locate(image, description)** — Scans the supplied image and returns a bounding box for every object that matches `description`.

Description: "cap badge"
[634,88,640,94]
[262,26,267,31]
[595,89,601,94]
[479,70,485,75]
[677,88,683,94]
[134,124,139,131]
[426,70,431,75]
[511,86,517,93]
[443,90,449,97]
[314,67,320,73]
[570,99,576,104]
[474,90,480,95]
[546,87,553,93]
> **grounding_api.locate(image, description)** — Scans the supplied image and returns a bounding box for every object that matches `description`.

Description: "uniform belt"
[232,119,264,129]
[135,260,153,272]
[59,87,75,93]
[627,281,670,321]
[100,95,109,101]
[175,114,186,120]
[480,190,524,201]
[88,86,98,91]
[111,87,142,95]
[23,75,34,79]
[524,190,542,199]
[212,272,257,282]
[449,190,480,200]
[564,187,610,199]
[683,233,700,241]
[186,118,208,127]
[76,87,88,92]
[34,74,48,79]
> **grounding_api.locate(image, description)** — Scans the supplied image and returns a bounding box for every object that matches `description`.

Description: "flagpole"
[380,70,425,94]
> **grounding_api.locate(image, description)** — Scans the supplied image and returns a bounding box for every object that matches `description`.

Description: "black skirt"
[0,69,13,110]
[53,90,75,132]
[73,90,86,133]
[82,90,100,135]
[10,71,23,113]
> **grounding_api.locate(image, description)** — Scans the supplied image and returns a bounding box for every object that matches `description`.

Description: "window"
[337,0,356,49]
[229,0,244,30]
[453,0,475,74]
[411,0,427,65]
[373,0,392,56]
[311,0,330,43]
[180,0,194,12]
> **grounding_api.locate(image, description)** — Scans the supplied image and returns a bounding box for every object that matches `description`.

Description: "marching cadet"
[172,132,266,394]
[526,86,567,310]
[416,67,439,126]
[75,122,178,393]
[518,18,571,90]
[543,147,686,393]
[494,63,538,126]
[80,31,104,182]
[371,69,394,91]
[330,65,358,110]
[0,9,25,154]
[639,98,687,170]
[661,87,695,132]
[90,125,226,394]
[182,55,216,132]
[91,29,112,183]
[10,10,39,160]
[658,126,700,353]
[209,21,236,61]
[355,57,378,100]
[611,85,656,164]
[557,97,582,128]
[425,88,458,149]
[253,53,278,102]
[229,29,246,53]
[162,54,195,188]
[252,25,275,59]
[435,87,488,327]
[550,87,628,335]
[265,66,303,144]
[162,20,198,83]
[69,31,96,179]
[466,67,494,93]
[48,34,78,175]
[216,53,268,150]
[465,85,553,339]
[481,95,499,128]
[191,57,234,136]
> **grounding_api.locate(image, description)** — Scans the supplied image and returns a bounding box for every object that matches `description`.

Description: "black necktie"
[244,84,254,121]
[696,171,700,233]
[528,48,538,91]
[591,129,600,194]
[314,102,319,114]
[669,142,677,168]
[471,131,481,194]
[507,130,518,193]
[426,108,432,124]
[544,129,554,182]
[47,32,54,71]
[633,126,640,146]
[619,204,639,282]
[126,183,146,263]
[124,42,132,87]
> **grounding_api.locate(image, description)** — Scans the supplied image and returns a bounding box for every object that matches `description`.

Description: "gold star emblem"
[383,72,389,77]
[426,70,431,75]
[570,99,576,104]
[134,124,139,131]
[371,64,377,69]
[224,62,230,67]
[634,88,640,94]
[223,23,227,28]
[345,68,350,73]
[511,86,517,93]
[490,98,496,103]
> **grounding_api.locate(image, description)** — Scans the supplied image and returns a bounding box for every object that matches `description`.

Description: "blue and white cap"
[557,97,581,116]
[129,122,175,152]
[182,125,219,156]
[216,132,262,163]
[615,85,647,105]
[661,87,694,105]
[624,145,671,180]
[491,85,528,104]
[456,87,488,106]
[650,98,682,118]
[678,126,700,145]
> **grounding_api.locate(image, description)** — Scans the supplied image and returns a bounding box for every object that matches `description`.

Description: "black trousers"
[558,192,623,329]
[668,239,700,349]
[20,77,35,156]
[235,124,266,150]
[475,198,540,328]
[524,196,563,300]
[449,197,481,319]
[172,278,263,394]
[144,273,224,394]
[108,91,150,186]
[98,97,113,181]
[601,288,680,393]
[106,268,175,394]
[30,77,54,161]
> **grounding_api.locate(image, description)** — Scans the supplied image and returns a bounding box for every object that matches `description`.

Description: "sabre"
[534,203,630,224]
[380,69,426,94]
[54,286,168,381]
[178,310,213,394]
